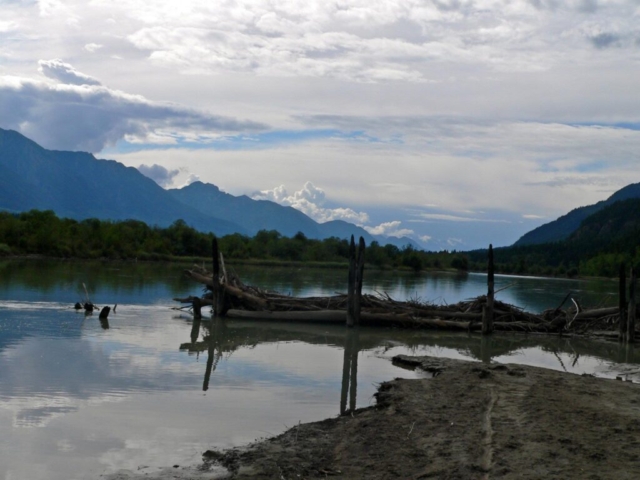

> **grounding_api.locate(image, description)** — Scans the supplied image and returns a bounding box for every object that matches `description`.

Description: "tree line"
[4,205,637,277]
[0,210,468,271]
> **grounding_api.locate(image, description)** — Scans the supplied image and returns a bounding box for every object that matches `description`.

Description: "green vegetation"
[0,210,467,271]
[5,196,638,278]
[468,198,640,278]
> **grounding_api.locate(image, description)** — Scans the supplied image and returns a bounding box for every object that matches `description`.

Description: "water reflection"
[3,261,640,480]
[340,328,359,414]
[179,316,640,423]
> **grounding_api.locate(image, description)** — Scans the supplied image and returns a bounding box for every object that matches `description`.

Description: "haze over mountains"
[0,128,416,248]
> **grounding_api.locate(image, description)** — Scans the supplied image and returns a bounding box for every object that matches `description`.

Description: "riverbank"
[105,355,640,480]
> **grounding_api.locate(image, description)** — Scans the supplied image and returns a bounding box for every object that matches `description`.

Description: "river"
[0,259,637,479]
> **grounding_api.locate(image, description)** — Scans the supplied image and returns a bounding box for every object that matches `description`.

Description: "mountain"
[168,181,322,238]
[514,183,640,246]
[0,128,244,235]
[169,181,419,249]
[0,128,418,249]
[569,197,640,248]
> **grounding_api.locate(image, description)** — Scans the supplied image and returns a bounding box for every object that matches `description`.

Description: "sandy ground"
[105,355,640,480]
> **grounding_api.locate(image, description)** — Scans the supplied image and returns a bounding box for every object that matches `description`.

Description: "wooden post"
[212,237,221,317]
[619,263,627,342]
[346,235,356,327]
[353,237,366,326]
[482,244,494,335]
[627,267,636,344]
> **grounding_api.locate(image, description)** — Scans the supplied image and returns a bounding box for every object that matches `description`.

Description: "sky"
[1,0,640,250]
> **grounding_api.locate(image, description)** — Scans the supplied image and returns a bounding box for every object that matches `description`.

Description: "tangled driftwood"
[174,263,636,337]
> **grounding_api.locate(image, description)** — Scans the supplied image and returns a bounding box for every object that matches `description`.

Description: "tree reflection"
[340,327,360,414]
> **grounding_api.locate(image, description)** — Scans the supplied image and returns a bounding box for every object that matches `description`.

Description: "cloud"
[253,182,370,225]
[0,62,268,152]
[137,164,180,187]
[588,32,620,49]
[417,213,510,223]
[364,221,414,238]
[181,173,201,187]
[84,43,103,53]
[38,59,102,86]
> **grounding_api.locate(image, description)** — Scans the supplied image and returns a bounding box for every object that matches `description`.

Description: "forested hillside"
[469,198,640,277]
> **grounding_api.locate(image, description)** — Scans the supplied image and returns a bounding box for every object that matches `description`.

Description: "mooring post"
[353,237,366,325]
[627,267,636,344]
[619,263,627,342]
[482,244,494,335]
[212,236,221,317]
[347,235,356,327]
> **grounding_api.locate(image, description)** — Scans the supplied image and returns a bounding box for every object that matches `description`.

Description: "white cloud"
[137,164,179,188]
[253,182,370,225]
[447,238,463,247]
[84,43,103,53]
[0,20,18,33]
[181,173,201,187]
[364,221,414,238]
[38,59,102,86]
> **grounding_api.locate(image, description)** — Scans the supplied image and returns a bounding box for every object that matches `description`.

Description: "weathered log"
[574,307,619,320]
[225,284,270,310]
[227,309,346,322]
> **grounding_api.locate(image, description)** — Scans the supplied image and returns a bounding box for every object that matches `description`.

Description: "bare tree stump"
[619,263,627,342]
[347,235,356,327]
[482,244,495,335]
[627,267,636,344]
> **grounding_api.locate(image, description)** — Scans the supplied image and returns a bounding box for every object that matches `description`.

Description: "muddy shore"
[105,355,640,480]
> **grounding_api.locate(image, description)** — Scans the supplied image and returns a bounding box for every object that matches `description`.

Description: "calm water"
[0,259,638,480]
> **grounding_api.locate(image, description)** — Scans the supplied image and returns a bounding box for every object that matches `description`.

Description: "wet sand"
[105,355,640,479]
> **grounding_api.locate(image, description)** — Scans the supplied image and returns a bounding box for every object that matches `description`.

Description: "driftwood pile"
[174,264,634,337]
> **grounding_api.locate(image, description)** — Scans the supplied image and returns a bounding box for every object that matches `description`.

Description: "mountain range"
[514,183,640,246]
[0,128,416,248]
